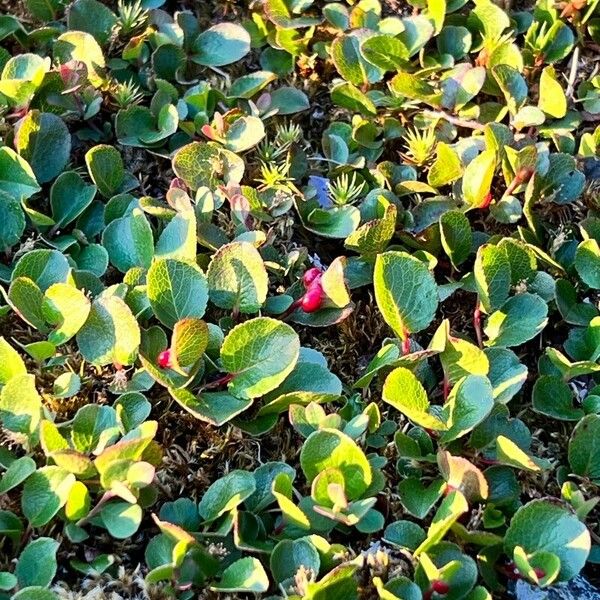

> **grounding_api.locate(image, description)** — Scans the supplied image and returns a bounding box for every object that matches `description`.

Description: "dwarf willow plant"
[0,0,599,598]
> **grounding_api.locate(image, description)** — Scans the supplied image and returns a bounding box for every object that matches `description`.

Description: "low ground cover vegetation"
[0,0,600,598]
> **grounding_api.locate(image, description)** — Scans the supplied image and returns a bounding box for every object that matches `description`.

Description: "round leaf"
[374,251,438,339]
[221,317,300,399]
[207,242,268,313]
[504,500,590,581]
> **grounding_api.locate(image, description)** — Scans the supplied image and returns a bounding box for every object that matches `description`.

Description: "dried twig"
[422,109,486,130]
[566,45,580,99]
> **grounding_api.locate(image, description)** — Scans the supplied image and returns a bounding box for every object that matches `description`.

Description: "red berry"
[432,581,450,594]
[158,349,172,369]
[303,267,322,288]
[534,568,546,579]
[301,284,323,313]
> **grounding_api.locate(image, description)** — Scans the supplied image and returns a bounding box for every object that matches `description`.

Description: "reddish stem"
[401,336,411,355]
[280,298,302,320]
[473,301,483,348]
[201,372,235,391]
[442,375,450,401]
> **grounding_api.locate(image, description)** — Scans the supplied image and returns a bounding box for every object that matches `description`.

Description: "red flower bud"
[303,267,322,288]
[432,580,450,594]
[158,349,172,369]
[301,283,323,313]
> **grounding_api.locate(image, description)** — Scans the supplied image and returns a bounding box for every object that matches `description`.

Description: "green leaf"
[474,244,511,313]
[25,0,65,20]
[12,249,71,293]
[0,190,26,248]
[102,209,154,272]
[384,520,426,551]
[440,375,494,443]
[468,0,509,39]
[154,209,196,262]
[484,293,548,347]
[0,336,26,385]
[540,21,574,63]
[532,375,584,421]
[331,31,383,86]
[415,490,469,555]
[270,539,320,584]
[76,294,140,366]
[101,502,142,539]
[16,537,59,588]
[320,256,351,309]
[439,329,489,384]
[7,277,48,332]
[331,82,377,117]
[492,64,527,114]
[53,372,81,398]
[0,53,49,108]
[22,466,75,526]
[504,499,590,581]
[398,15,435,56]
[360,35,409,71]
[50,171,97,229]
[264,0,322,28]
[462,149,496,208]
[222,116,266,152]
[0,374,42,439]
[198,470,256,522]
[41,283,90,345]
[147,258,209,329]
[221,317,300,399]
[171,318,208,372]
[374,251,438,340]
[556,279,597,326]
[169,388,252,426]
[568,414,600,483]
[71,404,118,454]
[575,239,600,289]
[345,202,396,257]
[495,435,545,471]
[13,588,59,600]
[172,142,244,191]
[0,456,36,493]
[229,71,278,99]
[192,23,251,66]
[0,571,16,591]
[426,0,446,33]
[441,64,486,111]
[207,242,268,313]
[115,104,179,147]
[54,31,105,86]
[300,428,372,500]
[0,146,40,200]
[485,348,527,403]
[15,111,71,184]
[538,66,567,118]
[85,145,124,198]
[210,557,269,593]
[440,210,472,268]
[498,238,536,285]
[439,452,488,502]
[114,392,151,432]
[383,367,447,430]
[428,142,463,188]
[67,0,117,45]
[389,71,437,102]
[299,203,361,239]
[269,86,310,114]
